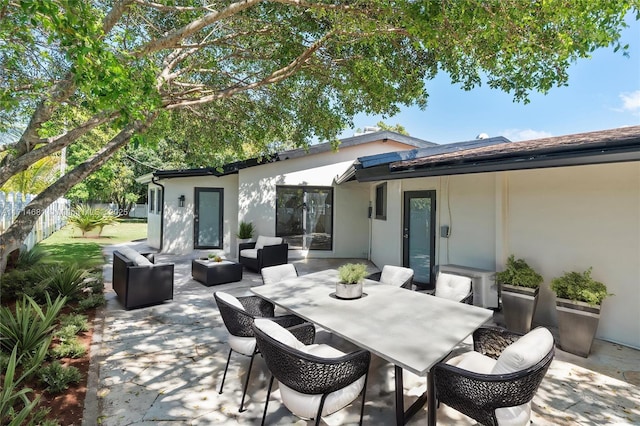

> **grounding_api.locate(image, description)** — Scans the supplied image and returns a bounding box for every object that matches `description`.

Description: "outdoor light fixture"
[178,195,185,207]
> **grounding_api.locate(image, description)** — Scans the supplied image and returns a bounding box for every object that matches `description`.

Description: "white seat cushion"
[379,265,414,287]
[446,351,496,374]
[261,264,297,285]
[216,292,245,310]
[240,248,258,259]
[279,377,366,419]
[279,342,365,419]
[491,327,554,375]
[118,246,153,265]
[435,272,472,302]
[255,235,283,249]
[253,318,305,351]
[228,334,256,356]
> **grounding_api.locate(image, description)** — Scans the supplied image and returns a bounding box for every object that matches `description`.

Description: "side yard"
[0,219,147,426]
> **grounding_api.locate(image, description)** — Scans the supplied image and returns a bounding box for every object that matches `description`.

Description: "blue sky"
[341,17,640,143]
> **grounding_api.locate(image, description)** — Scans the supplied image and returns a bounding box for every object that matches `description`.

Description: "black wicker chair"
[433,326,555,426]
[252,319,371,426]
[367,265,414,290]
[213,292,304,412]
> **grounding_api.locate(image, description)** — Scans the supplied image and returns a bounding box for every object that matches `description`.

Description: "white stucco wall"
[369,161,640,349]
[155,175,239,255]
[504,162,640,349]
[238,141,411,259]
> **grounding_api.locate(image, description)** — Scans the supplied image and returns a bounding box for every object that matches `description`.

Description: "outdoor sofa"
[238,236,288,272]
[112,246,174,310]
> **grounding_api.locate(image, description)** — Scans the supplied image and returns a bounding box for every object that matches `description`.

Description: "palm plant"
[0,294,66,358]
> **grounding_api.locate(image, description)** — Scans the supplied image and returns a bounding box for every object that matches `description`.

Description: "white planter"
[335,282,363,299]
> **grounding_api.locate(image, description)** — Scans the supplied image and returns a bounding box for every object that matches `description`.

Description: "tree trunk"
[0,115,157,274]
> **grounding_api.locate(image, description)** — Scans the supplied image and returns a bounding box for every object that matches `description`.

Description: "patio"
[84,242,640,425]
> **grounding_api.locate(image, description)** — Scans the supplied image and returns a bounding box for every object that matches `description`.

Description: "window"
[156,188,162,213]
[375,183,387,220]
[276,186,333,250]
[149,189,155,213]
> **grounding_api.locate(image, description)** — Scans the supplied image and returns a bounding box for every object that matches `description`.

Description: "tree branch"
[166,30,334,108]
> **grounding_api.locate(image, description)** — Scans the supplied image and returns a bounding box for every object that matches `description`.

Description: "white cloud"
[501,129,553,142]
[619,90,640,113]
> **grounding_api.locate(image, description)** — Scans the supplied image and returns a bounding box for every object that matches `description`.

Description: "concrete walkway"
[83,242,640,425]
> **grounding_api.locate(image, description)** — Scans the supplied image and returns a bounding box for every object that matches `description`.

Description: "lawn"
[39,219,148,268]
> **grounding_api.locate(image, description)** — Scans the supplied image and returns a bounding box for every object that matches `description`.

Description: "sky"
[340,16,640,144]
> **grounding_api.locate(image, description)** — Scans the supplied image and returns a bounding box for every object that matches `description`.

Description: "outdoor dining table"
[251,269,494,425]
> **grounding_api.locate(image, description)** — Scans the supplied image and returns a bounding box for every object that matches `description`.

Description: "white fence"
[0,191,70,251]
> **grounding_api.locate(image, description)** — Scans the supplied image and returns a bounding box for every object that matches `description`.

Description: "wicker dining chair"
[434,272,473,304]
[261,263,298,285]
[252,318,371,426]
[368,265,414,289]
[433,326,555,426]
[213,292,303,412]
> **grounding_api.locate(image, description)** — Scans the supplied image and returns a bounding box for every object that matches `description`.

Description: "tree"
[0,0,637,272]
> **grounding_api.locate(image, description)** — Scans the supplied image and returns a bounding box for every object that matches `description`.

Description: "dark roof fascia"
[354,133,640,182]
[152,156,275,179]
[152,131,433,180]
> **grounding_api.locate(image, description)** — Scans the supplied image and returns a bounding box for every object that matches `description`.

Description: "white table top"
[251,269,494,376]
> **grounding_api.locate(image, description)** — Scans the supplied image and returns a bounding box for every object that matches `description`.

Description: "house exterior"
[139,125,640,350]
[137,130,435,257]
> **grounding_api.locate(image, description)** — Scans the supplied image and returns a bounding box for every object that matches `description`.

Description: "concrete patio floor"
[83,242,640,425]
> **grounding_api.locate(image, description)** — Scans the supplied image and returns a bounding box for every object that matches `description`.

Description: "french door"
[403,190,436,289]
[194,188,223,249]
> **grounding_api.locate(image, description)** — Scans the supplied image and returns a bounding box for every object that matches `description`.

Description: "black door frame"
[402,190,437,288]
[194,187,224,249]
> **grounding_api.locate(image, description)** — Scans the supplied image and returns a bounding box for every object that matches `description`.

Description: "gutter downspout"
[151,176,165,252]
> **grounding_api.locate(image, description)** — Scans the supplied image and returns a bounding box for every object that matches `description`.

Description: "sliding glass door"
[276,186,333,250]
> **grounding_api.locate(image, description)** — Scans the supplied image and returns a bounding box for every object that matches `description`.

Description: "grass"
[39,220,148,268]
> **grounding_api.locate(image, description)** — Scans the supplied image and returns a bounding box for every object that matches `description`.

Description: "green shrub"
[76,293,106,311]
[51,339,86,359]
[37,264,89,302]
[0,266,50,302]
[16,244,49,269]
[37,361,81,394]
[67,205,117,237]
[495,255,544,288]
[0,344,47,425]
[338,263,368,284]
[551,267,611,306]
[0,295,66,360]
[57,314,89,334]
[236,221,255,239]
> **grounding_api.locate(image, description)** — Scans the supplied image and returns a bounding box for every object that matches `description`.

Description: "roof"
[350,126,640,182]
[337,136,510,183]
[147,130,434,180]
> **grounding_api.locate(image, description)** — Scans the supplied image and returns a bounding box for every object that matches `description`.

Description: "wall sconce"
[178,195,185,207]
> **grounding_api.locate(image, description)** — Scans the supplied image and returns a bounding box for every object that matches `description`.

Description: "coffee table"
[252,269,494,425]
[191,259,243,286]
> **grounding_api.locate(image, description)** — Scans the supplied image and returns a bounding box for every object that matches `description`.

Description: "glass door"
[403,190,436,289]
[276,186,333,250]
[194,188,223,249]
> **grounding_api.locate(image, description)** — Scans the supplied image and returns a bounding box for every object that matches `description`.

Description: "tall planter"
[555,298,601,357]
[551,268,610,358]
[501,284,539,334]
[496,255,544,334]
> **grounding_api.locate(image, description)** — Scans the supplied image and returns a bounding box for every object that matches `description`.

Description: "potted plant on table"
[335,263,368,299]
[236,221,255,243]
[551,267,611,357]
[208,253,223,262]
[496,255,544,333]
